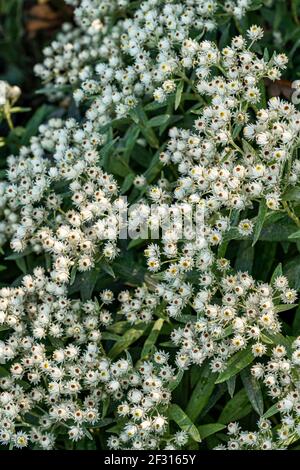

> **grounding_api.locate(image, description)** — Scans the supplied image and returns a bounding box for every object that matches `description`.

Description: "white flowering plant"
[0,0,300,451]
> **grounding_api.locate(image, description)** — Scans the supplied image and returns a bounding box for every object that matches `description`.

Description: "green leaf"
[219,22,231,49]
[69,265,77,286]
[100,262,116,279]
[263,47,270,62]
[10,106,31,114]
[15,257,27,274]
[219,389,251,424]
[215,348,254,384]
[79,268,100,301]
[259,218,297,241]
[5,247,32,260]
[147,114,170,127]
[293,305,300,335]
[129,107,159,148]
[82,428,93,440]
[168,404,201,442]
[0,326,11,332]
[262,404,278,419]
[144,101,168,111]
[120,173,135,194]
[100,134,118,169]
[0,366,9,377]
[271,263,283,284]
[144,150,163,183]
[257,80,267,110]
[289,230,300,240]
[262,332,294,353]
[252,200,267,246]
[292,0,300,24]
[226,375,236,398]
[284,256,300,290]
[107,154,131,177]
[141,318,164,358]
[102,332,122,341]
[107,321,130,335]
[282,186,300,203]
[198,423,226,440]
[275,304,298,313]
[224,227,243,242]
[241,369,264,416]
[168,370,184,392]
[234,241,254,274]
[108,322,150,360]
[102,396,110,419]
[175,80,184,110]
[248,0,263,10]
[242,139,257,158]
[185,362,216,422]
[106,419,126,434]
[127,238,147,250]
[123,125,140,162]
[85,418,114,429]
[21,105,54,145]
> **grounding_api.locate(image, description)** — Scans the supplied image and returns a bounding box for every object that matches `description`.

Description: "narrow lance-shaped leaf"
[147,114,170,127]
[108,322,150,360]
[141,318,164,358]
[21,104,54,145]
[275,304,298,313]
[215,347,254,384]
[168,370,184,392]
[226,375,236,398]
[293,304,300,335]
[262,404,278,420]
[241,368,264,416]
[252,199,267,246]
[271,263,283,284]
[198,423,226,440]
[219,389,252,424]
[120,173,135,194]
[175,80,184,110]
[288,230,300,239]
[168,404,201,442]
[185,362,216,422]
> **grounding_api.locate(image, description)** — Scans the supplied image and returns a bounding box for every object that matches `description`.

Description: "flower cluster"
[34,1,129,100]
[108,353,180,450]
[118,272,296,371]
[152,32,296,212]
[0,267,181,449]
[3,118,123,281]
[0,268,106,449]
[35,0,254,121]
[218,337,300,449]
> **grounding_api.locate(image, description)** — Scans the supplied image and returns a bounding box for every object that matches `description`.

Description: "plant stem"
[282,200,300,227]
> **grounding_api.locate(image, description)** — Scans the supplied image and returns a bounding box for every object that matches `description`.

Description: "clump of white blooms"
[35,0,254,121]
[0,267,182,449]
[118,273,296,372]
[3,118,124,280]
[152,33,296,212]
[0,268,106,449]
[108,354,183,450]
[218,337,300,449]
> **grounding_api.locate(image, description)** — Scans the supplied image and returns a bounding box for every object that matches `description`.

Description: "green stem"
[282,200,300,228]
[4,109,14,130]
